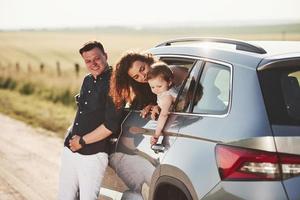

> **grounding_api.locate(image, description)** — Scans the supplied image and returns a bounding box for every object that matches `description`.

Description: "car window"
[173,61,203,112]
[159,57,195,94]
[259,62,300,126]
[192,62,230,115]
[158,57,198,112]
[281,71,300,120]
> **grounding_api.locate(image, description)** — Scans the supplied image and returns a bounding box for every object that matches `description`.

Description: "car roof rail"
[155,37,267,54]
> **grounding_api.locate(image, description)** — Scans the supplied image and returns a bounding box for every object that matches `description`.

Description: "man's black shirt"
[64,69,121,155]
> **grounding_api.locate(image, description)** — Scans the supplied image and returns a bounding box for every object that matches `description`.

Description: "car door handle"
[151,144,165,154]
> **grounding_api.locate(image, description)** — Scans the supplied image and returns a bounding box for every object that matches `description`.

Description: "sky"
[1,0,300,30]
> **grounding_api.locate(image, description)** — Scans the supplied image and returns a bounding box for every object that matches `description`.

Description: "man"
[169,65,189,92]
[58,41,121,200]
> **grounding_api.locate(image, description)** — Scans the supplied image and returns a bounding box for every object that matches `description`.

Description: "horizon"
[1,20,300,32]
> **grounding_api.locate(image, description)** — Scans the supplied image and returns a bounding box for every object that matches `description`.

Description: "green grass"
[0,89,75,137]
[0,73,79,106]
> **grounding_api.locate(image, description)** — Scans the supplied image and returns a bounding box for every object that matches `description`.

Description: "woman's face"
[128,60,151,83]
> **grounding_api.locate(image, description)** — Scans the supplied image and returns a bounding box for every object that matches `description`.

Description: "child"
[147,62,177,145]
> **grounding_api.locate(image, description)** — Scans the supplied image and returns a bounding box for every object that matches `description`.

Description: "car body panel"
[111,110,183,199]
[202,181,287,200]
[148,46,263,70]
[159,132,219,199]
[110,39,300,200]
[283,176,300,200]
[272,125,300,200]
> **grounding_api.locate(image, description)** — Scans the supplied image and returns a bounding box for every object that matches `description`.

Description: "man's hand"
[69,135,82,152]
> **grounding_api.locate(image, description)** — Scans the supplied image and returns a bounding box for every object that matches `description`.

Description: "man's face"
[81,47,108,78]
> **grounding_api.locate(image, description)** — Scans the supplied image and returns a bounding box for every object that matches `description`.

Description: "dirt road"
[0,113,63,200]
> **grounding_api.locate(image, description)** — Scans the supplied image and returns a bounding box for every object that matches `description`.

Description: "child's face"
[148,77,170,95]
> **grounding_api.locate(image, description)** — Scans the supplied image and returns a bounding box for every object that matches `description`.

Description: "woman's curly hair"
[109,51,155,109]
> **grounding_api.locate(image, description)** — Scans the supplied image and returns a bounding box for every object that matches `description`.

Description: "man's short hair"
[79,41,105,55]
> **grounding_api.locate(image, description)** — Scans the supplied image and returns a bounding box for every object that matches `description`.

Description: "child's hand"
[150,135,159,145]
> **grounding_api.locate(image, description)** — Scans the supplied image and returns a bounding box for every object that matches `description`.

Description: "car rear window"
[259,62,300,125]
[281,71,300,120]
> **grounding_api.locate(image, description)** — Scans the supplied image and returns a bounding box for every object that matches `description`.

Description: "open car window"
[158,57,199,112]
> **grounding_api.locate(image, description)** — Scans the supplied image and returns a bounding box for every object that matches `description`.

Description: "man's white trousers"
[58,147,108,200]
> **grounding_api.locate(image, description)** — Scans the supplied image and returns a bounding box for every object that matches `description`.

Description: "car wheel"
[154,184,190,200]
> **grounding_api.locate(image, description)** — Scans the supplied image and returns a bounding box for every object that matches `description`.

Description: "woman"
[109,51,158,113]
[109,51,160,199]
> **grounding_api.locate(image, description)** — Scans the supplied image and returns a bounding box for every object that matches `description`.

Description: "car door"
[110,56,197,200]
[166,60,232,199]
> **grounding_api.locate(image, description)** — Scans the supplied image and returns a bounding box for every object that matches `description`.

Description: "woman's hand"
[140,104,153,118]
[150,105,160,120]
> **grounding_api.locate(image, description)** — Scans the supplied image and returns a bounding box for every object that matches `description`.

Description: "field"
[1,24,300,70]
[0,24,300,136]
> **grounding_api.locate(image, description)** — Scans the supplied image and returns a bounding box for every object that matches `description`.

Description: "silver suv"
[103,38,300,200]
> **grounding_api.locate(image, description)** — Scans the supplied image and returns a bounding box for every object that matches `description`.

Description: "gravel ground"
[0,113,126,200]
[0,113,63,200]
